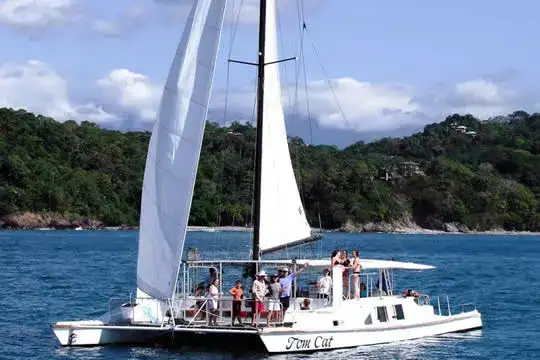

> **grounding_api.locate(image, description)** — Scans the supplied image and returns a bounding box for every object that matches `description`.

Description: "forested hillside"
[1,107,539,231]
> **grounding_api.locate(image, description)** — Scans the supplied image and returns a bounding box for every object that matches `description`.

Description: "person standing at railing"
[251,271,267,327]
[267,275,281,326]
[207,278,220,326]
[229,280,243,326]
[278,264,308,313]
[351,250,362,300]
[316,268,332,300]
[341,250,351,299]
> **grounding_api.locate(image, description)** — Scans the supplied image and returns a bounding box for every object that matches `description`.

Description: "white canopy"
[187,258,435,271]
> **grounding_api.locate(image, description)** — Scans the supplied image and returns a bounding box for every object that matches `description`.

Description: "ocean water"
[1,230,539,360]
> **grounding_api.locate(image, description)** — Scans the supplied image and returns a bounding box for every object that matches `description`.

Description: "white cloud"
[300,78,419,132]
[0,60,115,123]
[210,76,527,133]
[0,0,75,28]
[96,69,161,121]
[0,59,531,136]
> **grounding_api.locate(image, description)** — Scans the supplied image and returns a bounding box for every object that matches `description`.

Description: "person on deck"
[228,280,243,326]
[251,271,267,327]
[351,250,362,300]
[207,278,220,326]
[267,275,282,326]
[330,250,342,267]
[360,282,368,298]
[316,268,332,300]
[278,264,308,313]
[300,298,312,310]
[205,268,217,289]
[341,250,351,299]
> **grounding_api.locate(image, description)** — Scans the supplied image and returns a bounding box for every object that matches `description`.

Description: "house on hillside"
[456,125,467,133]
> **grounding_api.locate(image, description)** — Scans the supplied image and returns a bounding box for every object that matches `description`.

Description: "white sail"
[136,0,228,300]
[259,0,312,254]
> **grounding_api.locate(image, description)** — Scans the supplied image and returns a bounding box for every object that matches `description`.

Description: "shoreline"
[7,225,539,236]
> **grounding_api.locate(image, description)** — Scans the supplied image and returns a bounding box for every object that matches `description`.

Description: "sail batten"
[259,0,312,253]
[136,0,228,301]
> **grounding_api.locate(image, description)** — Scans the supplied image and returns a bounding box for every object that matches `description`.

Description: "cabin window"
[394,304,405,320]
[364,314,372,325]
[376,306,388,322]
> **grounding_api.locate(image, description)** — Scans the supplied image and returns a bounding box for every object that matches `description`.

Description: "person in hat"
[251,271,267,327]
[316,268,332,300]
[278,263,308,313]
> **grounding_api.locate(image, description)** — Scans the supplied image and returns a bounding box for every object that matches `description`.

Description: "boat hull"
[260,310,482,353]
[52,310,481,352]
[52,322,170,347]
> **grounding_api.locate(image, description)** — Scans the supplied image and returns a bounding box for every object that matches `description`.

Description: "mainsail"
[136,0,228,300]
[258,0,312,254]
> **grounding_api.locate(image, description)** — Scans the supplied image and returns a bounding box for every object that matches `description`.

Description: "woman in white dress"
[207,278,220,325]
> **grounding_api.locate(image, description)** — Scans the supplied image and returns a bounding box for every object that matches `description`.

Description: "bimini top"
[281,259,435,270]
[187,258,435,270]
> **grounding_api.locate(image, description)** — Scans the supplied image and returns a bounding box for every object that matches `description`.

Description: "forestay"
[259,0,312,254]
[136,0,228,300]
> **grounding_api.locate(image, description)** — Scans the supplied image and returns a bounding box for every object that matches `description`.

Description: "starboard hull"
[260,310,482,353]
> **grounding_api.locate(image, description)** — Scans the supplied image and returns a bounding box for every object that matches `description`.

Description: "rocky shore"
[0,212,538,235]
[0,212,136,230]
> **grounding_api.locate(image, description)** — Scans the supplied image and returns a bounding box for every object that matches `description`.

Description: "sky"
[0,0,539,146]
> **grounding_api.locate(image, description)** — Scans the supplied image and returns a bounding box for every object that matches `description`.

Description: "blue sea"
[1,230,539,360]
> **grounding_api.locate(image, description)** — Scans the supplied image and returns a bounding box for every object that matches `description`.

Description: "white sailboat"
[51,0,482,352]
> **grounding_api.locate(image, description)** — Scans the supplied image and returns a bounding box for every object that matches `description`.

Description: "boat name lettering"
[285,336,334,350]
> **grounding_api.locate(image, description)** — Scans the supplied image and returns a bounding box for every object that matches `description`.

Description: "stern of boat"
[51,320,106,346]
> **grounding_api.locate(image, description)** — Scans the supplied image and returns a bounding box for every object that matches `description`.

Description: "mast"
[252,0,267,262]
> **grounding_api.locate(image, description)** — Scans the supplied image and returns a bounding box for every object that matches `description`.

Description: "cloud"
[414,79,521,122]
[96,69,161,123]
[0,60,115,123]
[0,0,75,28]
[0,59,533,139]
[0,0,136,37]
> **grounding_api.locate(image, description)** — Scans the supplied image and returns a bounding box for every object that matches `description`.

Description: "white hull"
[52,310,481,351]
[260,311,482,353]
[51,321,168,346]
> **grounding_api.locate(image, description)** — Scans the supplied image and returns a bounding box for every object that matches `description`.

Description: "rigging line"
[305,29,351,130]
[297,0,322,245]
[228,0,246,57]
[276,2,293,115]
[221,0,245,248]
[289,0,306,212]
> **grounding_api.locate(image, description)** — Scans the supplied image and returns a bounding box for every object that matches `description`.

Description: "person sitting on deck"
[194,284,206,320]
[403,289,420,298]
[229,280,243,326]
[251,271,267,327]
[360,282,368,298]
[278,264,308,314]
[316,268,332,300]
[300,298,311,310]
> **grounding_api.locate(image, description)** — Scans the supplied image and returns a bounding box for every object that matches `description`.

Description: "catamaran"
[51,0,482,353]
